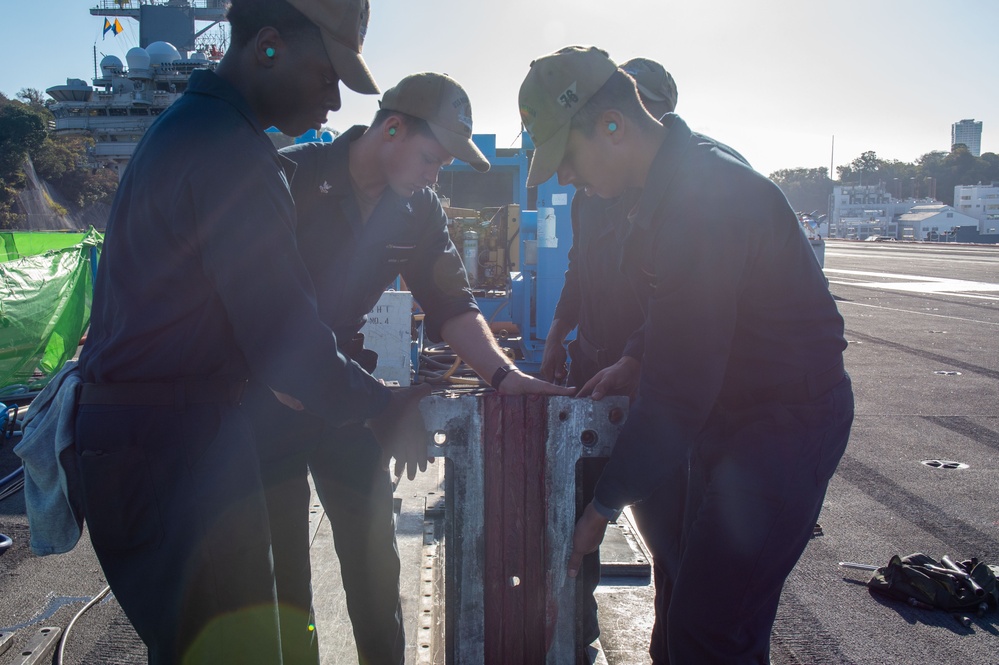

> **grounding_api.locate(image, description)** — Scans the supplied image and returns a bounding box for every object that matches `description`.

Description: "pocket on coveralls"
[78,445,163,553]
[777,376,853,486]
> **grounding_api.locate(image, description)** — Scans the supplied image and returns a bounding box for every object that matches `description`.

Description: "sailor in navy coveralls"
[540,56,683,652]
[245,72,573,665]
[520,46,854,664]
[71,2,432,663]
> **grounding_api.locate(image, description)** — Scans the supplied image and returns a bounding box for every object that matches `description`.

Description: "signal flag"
[103,18,124,39]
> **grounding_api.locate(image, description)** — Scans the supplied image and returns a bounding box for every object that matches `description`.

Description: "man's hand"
[567,501,610,578]
[576,356,641,401]
[499,369,576,396]
[367,383,433,480]
[539,339,568,384]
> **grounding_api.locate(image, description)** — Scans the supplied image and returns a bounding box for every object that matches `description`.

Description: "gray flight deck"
[1,239,997,664]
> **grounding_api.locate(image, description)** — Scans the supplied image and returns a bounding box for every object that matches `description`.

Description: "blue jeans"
[75,403,281,665]
[641,375,854,665]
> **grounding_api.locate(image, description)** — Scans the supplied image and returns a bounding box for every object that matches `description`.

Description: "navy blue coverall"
[242,126,478,665]
[591,115,854,664]
[556,134,750,647]
[554,125,750,387]
[75,71,390,665]
[555,192,647,389]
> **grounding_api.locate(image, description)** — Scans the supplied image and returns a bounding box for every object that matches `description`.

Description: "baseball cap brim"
[322,35,379,94]
[634,81,667,103]
[525,120,570,187]
[430,125,490,173]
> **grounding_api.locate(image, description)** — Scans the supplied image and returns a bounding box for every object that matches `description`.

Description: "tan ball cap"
[380,72,490,172]
[286,0,379,94]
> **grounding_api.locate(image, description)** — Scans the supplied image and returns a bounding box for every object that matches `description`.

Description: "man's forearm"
[440,310,513,381]
[440,311,578,397]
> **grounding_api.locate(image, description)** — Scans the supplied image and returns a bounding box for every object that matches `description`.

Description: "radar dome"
[100,55,124,76]
[146,41,182,68]
[125,47,151,71]
[190,51,209,63]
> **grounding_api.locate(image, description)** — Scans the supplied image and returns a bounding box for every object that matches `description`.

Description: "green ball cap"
[518,46,617,187]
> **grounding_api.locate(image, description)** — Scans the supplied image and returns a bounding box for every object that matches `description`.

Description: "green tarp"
[0,231,91,264]
[0,228,102,396]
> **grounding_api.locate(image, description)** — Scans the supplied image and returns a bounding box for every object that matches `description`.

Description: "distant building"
[896,204,979,242]
[826,185,983,241]
[828,185,893,239]
[954,182,999,235]
[829,184,937,240]
[951,119,982,157]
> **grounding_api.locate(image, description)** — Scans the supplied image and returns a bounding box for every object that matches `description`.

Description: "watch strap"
[490,363,519,390]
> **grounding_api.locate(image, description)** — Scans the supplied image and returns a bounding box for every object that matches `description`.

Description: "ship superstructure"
[45,1,229,173]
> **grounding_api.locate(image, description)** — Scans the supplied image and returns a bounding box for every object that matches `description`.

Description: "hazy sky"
[3,0,997,178]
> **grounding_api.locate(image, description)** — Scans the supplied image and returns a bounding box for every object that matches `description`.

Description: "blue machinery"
[442,133,576,371]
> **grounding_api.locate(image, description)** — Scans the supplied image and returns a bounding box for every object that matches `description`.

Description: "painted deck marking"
[825,268,999,301]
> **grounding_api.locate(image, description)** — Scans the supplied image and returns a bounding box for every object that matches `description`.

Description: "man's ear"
[383,115,404,140]
[601,110,626,143]
[254,27,282,67]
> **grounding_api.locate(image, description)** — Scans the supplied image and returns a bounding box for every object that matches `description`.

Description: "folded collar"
[627,113,692,231]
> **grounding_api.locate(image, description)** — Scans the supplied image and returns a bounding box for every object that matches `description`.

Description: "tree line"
[770,146,999,217]
[0,89,117,229]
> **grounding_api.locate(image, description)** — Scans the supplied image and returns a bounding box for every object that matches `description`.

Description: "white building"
[828,184,940,240]
[954,183,999,234]
[828,185,891,239]
[896,204,979,241]
[951,119,983,157]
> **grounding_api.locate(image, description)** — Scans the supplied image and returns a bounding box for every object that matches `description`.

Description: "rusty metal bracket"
[420,393,627,663]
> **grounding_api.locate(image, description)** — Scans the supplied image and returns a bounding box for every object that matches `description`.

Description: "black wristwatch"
[490,364,519,390]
